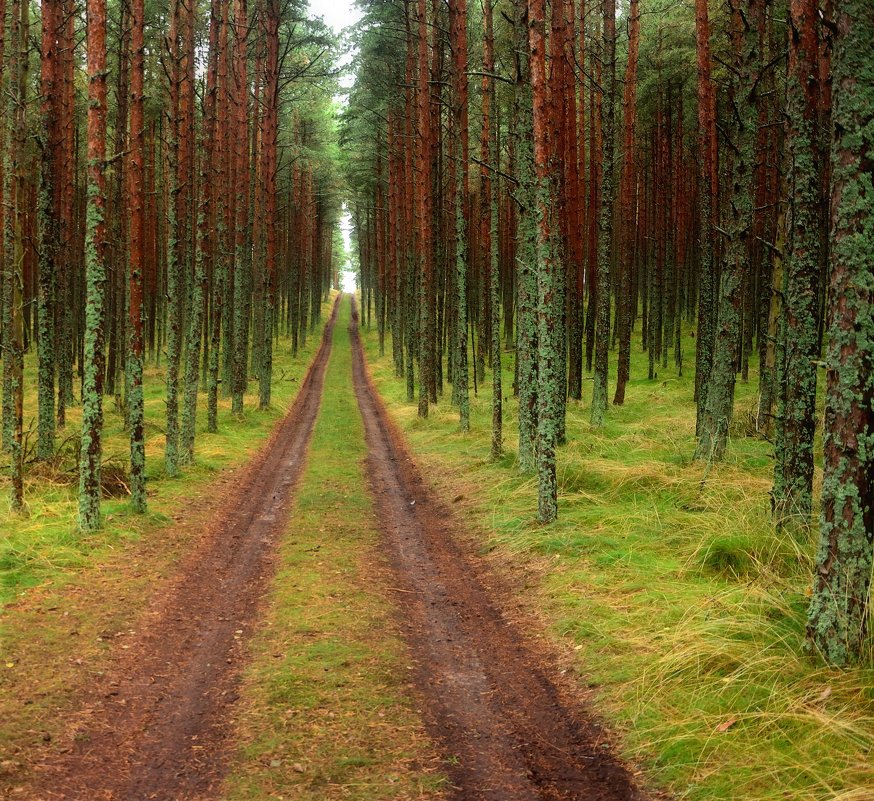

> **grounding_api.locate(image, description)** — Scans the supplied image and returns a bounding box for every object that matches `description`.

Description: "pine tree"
[612,0,641,406]
[528,0,559,521]
[127,0,147,512]
[693,0,717,435]
[694,0,760,462]
[37,0,61,461]
[590,0,616,427]
[78,0,109,530]
[771,0,826,526]
[806,0,873,667]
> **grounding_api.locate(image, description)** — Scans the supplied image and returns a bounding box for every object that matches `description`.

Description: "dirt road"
[23,294,644,801]
[350,298,644,801]
[29,297,340,801]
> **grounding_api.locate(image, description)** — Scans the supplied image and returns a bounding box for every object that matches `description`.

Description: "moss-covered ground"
[358,313,874,801]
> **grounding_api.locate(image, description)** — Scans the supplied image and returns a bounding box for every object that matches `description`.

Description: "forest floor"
[0,295,338,795]
[3,294,650,801]
[357,311,874,801]
[348,297,644,801]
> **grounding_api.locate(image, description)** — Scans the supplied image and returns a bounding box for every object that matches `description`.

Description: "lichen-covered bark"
[402,37,417,404]
[56,0,76,429]
[612,0,640,407]
[515,0,537,474]
[182,0,218,460]
[127,0,147,512]
[806,0,873,666]
[528,0,558,521]
[258,0,279,410]
[772,0,824,527]
[78,0,108,530]
[481,0,501,460]
[208,0,231,433]
[450,0,470,432]
[589,0,616,427]
[415,0,434,419]
[694,0,758,462]
[1,0,14,457]
[231,0,250,417]
[164,0,183,473]
[6,0,27,508]
[693,0,718,434]
[37,0,60,461]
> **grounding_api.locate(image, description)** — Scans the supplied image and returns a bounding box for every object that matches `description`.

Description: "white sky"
[340,205,356,292]
[307,0,363,35]
[306,0,361,288]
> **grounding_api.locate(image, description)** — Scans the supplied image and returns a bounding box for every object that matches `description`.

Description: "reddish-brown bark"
[613,0,641,405]
[259,0,279,406]
[416,0,434,417]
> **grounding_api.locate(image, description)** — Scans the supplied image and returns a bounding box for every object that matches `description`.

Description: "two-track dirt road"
[349,299,642,801]
[29,298,340,801]
[23,294,644,801]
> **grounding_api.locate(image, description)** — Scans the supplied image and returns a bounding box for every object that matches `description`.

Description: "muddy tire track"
[28,297,340,801]
[349,299,644,801]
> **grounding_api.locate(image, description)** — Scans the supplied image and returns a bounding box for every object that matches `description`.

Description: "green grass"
[0,305,334,606]
[359,312,874,801]
[0,299,336,782]
[222,295,445,800]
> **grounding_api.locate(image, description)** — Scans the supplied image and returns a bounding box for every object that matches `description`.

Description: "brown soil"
[25,297,340,801]
[349,299,645,801]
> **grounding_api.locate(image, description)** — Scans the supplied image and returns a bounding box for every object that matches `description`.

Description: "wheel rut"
[349,298,645,801]
[29,296,340,801]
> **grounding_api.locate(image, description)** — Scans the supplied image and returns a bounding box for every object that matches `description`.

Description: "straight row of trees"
[0,0,342,524]
[341,0,872,666]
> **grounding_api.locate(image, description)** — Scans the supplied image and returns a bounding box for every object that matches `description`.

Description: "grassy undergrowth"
[0,296,335,785]
[0,298,335,605]
[223,296,445,800]
[359,315,874,801]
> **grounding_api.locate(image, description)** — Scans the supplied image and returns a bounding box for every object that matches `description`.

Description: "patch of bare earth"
[22,297,340,801]
[350,299,646,801]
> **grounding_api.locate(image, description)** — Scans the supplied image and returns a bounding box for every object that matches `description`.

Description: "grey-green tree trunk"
[805,0,873,667]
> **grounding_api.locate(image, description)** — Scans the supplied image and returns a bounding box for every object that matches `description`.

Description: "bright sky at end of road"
[307,0,362,35]
[306,0,361,287]
[340,205,357,292]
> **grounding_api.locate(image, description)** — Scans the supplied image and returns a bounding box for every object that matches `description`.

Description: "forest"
[0,0,872,799]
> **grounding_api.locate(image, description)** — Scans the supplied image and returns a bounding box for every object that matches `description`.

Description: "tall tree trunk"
[693,0,718,434]
[450,0,469,430]
[164,0,183,473]
[528,0,559,521]
[612,0,640,406]
[78,0,109,530]
[415,0,434,418]
[182,0,218,460]
[694,0,759,462]
[482,0,501,459]
[590,0,616,427]
[5,0,27,507]
[806,0,873,667]
[515,0,538,473]
[258,0,279,409]
[56,0,76,427]
[771,0,825,526]
[231,0,249,416]
[127,0,147,511]
[37,0,61,460]
[208,0,231,432]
